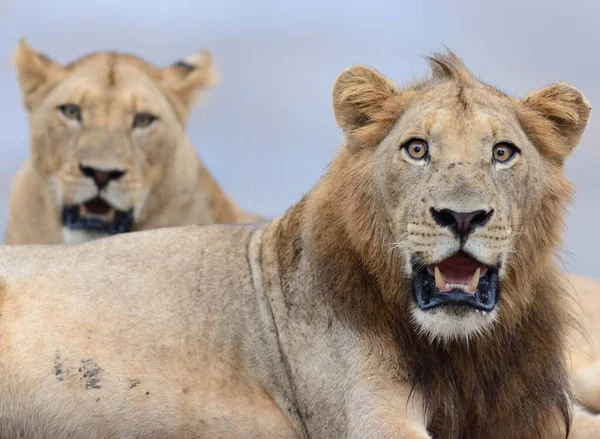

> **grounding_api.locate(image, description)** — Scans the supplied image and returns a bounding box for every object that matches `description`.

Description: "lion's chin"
[61,228,112,244]
[410,305,498,343]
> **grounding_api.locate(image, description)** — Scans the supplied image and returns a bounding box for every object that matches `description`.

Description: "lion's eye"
[57,104,82,121]
[132,113,158,129]
[493,142,518,164]
[403,139,429,160]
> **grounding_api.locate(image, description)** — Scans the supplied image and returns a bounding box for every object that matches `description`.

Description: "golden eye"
[132,113,158,129]
[403,138,429,160]
[57,104,82,121]
[493,142,518,163]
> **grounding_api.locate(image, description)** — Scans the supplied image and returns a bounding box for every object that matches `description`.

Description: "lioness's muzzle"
[62,198,133,234]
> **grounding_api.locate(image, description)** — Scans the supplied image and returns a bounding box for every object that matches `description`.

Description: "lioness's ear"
[161,50,218,108]
[14,39,65,111]
[521,82,591,164]
[332,65,401,148]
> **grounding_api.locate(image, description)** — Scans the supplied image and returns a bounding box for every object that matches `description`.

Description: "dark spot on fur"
[96,398,100,402]
[128,378,140,389]
[54,350,64,382]
[173,60,196,73]
[38,52,54,66]
[145,391,150,395]
[182,387,189,394]
[457,86,469,110]
[107,53,117,87]
[81,359,102,389]
[326,317,333,331]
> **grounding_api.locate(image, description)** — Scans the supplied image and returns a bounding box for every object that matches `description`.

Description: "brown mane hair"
[276,51,577,438]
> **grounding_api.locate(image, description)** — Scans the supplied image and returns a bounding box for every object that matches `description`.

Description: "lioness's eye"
[402,138,429,160]
[132,113,158,129]
[57,104,82,121]
[493,142,519,164]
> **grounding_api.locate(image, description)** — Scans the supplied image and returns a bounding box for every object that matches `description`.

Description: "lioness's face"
[15,42,216,243]
[333,58,589,342]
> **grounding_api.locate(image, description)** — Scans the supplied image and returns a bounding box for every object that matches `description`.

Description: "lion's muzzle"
[412,251,499,313]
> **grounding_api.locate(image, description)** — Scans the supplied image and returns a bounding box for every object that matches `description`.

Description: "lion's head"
[317,51,590,344]
[12,40,218,243]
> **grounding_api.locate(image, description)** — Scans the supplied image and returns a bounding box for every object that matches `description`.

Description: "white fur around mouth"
[411,306,497,343]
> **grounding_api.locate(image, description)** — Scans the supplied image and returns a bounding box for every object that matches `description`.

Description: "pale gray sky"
[0,0,598,276]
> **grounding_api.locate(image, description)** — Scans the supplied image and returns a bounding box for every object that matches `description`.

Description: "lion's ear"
[332,65,401,148]
[14,39,65,111]
[161,50,218,108]
[521,82,591,164]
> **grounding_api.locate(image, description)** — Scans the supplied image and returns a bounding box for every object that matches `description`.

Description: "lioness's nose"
[430,208,493,239]
[79,164,127,190]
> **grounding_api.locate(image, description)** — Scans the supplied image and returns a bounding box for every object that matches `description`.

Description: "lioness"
[6,40,258,245]
[0,51,598,438]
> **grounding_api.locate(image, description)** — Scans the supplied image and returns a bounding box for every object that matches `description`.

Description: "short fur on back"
[0,51,596,439]
[567,274,600,413]
[6,40,259,245]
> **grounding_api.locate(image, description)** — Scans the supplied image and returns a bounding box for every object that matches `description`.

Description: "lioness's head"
[330,51,590,342]
[14,40,217,243]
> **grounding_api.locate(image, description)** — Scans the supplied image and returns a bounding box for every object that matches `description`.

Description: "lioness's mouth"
[62,197,133,235]
[412,251,499,312]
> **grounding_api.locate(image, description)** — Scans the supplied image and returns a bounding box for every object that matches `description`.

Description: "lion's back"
[0,224,260,321]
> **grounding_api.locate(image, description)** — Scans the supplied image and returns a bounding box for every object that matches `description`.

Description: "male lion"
[0,51,598,438]
[6,40,258,245]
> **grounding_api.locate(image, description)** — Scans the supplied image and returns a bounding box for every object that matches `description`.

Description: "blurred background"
[0,0,597,276]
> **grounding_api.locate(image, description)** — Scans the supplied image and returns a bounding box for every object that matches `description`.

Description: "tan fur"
[0,51,598,438]
[567,274,600,413]
[6,40,259,245]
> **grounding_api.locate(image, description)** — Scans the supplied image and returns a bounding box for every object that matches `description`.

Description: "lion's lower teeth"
[445,282,469,292]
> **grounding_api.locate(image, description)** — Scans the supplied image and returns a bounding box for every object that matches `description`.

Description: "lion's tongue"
[427,252,488,293]
[84,198,112,215]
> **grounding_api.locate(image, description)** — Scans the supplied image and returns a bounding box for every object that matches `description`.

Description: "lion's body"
[0,226,296,438]
[0,218,597,439]
[0,51,598,438]
[6,43,258,245]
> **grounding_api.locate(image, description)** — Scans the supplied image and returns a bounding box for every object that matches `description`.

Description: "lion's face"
[373,84,543,340]
[15,41,216,243]
[332,55,590,342]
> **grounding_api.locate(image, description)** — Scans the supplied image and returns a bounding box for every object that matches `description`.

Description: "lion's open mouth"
[412,251,499,312]
[62,198,133,235]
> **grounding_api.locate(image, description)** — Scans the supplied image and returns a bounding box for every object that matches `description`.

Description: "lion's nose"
[430,208,493,239]
[79,164,127,190]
